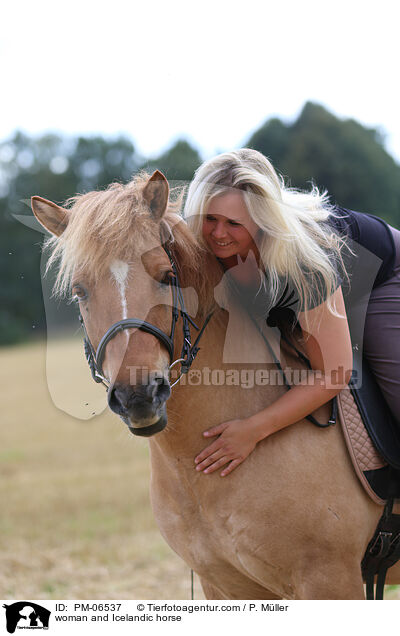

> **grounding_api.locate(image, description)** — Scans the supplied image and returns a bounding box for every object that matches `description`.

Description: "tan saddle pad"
[338,385,390,505]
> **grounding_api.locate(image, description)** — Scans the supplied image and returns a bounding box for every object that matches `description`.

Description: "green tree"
[247,102,400,225]
[142,139,202,182]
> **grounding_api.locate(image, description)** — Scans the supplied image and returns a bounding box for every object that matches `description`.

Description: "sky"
[2,0,400,163]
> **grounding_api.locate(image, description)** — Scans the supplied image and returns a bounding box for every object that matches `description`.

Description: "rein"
[225,274,337,429]
[79,248,213,390]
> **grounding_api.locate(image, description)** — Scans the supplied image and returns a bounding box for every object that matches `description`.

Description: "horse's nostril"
[108,385,131,416]
[108,379,171,419]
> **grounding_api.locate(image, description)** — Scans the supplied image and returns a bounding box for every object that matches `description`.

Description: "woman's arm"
[194,286,353,476]
[250,285,353,437]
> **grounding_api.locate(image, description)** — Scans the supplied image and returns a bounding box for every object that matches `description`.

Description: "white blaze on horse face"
[110,260,130,323]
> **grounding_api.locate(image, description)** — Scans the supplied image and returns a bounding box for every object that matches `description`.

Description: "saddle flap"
[338,352,400,504]
[350,355,400,470]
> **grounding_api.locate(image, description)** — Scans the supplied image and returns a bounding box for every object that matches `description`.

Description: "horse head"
[31,171,210,437]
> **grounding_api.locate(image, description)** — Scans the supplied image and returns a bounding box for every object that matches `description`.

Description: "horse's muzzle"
[126,412,168,437]
[108,378,171,436]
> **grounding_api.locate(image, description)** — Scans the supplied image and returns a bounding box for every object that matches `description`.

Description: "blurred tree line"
[1,102,400,345]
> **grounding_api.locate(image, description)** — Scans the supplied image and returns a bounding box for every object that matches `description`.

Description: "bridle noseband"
[79,249,213,390]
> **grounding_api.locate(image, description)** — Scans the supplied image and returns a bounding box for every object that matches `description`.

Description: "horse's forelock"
[46,174,220,314]
[47,174,161,295]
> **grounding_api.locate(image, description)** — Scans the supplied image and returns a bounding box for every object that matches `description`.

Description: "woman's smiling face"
[202,191,260,261]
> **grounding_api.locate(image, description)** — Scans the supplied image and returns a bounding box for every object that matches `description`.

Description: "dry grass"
[0,338,201,599]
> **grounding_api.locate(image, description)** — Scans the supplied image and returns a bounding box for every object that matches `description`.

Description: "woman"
[183,149,400,477]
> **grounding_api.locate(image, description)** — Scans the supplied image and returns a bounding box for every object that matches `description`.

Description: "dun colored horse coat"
[31,171,399,599]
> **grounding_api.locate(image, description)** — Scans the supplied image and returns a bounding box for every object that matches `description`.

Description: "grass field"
[0,338,200,600]
[1,338,399,600]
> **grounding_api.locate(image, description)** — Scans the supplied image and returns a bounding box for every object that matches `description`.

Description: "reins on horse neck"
[247,311,337,428]
[225,274,337,429]
[79,248,213,390]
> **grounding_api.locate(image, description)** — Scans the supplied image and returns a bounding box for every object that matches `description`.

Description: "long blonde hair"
[184,148,350,323]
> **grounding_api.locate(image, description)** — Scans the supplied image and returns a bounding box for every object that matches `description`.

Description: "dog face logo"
[2,602,51,633]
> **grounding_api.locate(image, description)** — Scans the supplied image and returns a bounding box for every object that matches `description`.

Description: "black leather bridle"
[79,249,213,390]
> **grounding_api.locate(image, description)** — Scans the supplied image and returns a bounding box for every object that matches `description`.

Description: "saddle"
[337,351,400,504]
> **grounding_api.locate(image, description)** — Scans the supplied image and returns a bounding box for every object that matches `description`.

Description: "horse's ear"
[142,171,169,221]
[31,196,70,236]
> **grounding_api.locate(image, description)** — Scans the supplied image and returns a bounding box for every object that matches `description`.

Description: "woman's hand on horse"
[194,419,260,476]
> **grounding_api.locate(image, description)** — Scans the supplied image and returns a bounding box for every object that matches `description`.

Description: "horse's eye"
[159,270,174,286]
[71,285,88,302]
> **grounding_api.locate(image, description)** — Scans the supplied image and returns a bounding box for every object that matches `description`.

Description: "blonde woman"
[183,149,400,477]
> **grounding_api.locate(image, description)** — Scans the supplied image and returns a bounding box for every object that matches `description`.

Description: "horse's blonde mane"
[45,172,220,315]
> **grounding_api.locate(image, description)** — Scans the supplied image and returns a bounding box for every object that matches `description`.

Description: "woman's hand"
[194,418,260,477]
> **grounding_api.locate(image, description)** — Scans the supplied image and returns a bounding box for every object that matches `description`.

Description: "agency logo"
[2,602,51,633]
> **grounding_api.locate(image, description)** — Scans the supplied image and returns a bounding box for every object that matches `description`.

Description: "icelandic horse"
[31,171,400,599]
